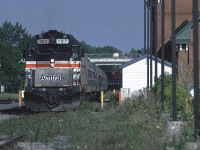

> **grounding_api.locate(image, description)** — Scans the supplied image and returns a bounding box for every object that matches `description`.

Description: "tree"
[0,21,31,92]
[128,48,147,58]
[80,41,96,54]
[130,48,139,58]
[0,21,31,60]
[80,41,121,55]
[0,41,24,92]
[96,46,121,54]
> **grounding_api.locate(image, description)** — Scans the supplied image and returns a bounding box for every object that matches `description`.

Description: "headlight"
[50,59,55,63]
[59,88,63,92]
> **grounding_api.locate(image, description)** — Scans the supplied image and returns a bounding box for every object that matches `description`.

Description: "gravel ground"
[12,135,71,150]
[13,142,53,150]
[0,132,71,150]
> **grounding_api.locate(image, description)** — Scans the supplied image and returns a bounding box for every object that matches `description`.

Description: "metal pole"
[154,0,158,83]
[192,0,199,137]
[161,0,165,112]
[144,0,148,89]
[171,0,177,121]
[147,0,150,89]
[150,0,153,88]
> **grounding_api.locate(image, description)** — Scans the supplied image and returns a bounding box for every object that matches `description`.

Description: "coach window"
[88,70,92,77]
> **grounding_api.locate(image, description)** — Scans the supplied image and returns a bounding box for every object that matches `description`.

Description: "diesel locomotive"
[23,30,108,111]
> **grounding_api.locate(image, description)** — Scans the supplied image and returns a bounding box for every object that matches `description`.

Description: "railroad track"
[0,101,26,112]
[0,100,18,105]
[0,133,25,150]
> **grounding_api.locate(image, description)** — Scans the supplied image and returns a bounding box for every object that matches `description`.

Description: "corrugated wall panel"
[122,58,172,92]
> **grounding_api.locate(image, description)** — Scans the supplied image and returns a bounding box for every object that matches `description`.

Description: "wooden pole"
[18,90,22,108]
[119,92,122,105]
[101,91,104,109]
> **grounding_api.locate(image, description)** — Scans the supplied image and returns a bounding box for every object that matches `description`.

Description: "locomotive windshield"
[36,44,73,60]
[38,44,70,54]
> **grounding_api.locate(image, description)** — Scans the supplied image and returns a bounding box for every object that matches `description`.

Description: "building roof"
[175,19,192,44]
[119,54,172,69]
[174,13,200,44]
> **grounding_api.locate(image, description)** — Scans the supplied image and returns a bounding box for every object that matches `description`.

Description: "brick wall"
[157,0,192,48]
[156,0,200,88]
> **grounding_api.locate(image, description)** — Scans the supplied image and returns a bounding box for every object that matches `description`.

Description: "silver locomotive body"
[24,60,81,111]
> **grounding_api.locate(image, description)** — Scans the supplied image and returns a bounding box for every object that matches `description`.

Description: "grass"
[0,93,18,101]
[0,91,195,150]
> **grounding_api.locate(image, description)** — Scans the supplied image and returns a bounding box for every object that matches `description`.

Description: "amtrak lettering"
[40,75,64,81]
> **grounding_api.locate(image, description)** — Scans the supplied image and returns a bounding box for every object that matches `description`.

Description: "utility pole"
[171,0,177,121]
[153,0,158,83]
[150,0,153,88]
[161,0,165,112]
[147,0,150,89]
[192,0,200,137]
[144,0,147,88]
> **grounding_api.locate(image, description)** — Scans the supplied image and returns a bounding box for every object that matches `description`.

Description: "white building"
[119,54,172,93]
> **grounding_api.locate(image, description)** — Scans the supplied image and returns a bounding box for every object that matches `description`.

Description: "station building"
[120,0,200,94]
[156,0,200,90]
[119,54,172,93]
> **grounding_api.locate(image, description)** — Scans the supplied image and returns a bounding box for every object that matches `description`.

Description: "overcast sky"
[0,0,144,53]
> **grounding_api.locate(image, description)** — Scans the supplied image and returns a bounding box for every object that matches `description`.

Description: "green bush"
[152,74,189,119]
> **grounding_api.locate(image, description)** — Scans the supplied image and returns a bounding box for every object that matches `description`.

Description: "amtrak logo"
[50,63,55,68]
[40,75,64,81]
